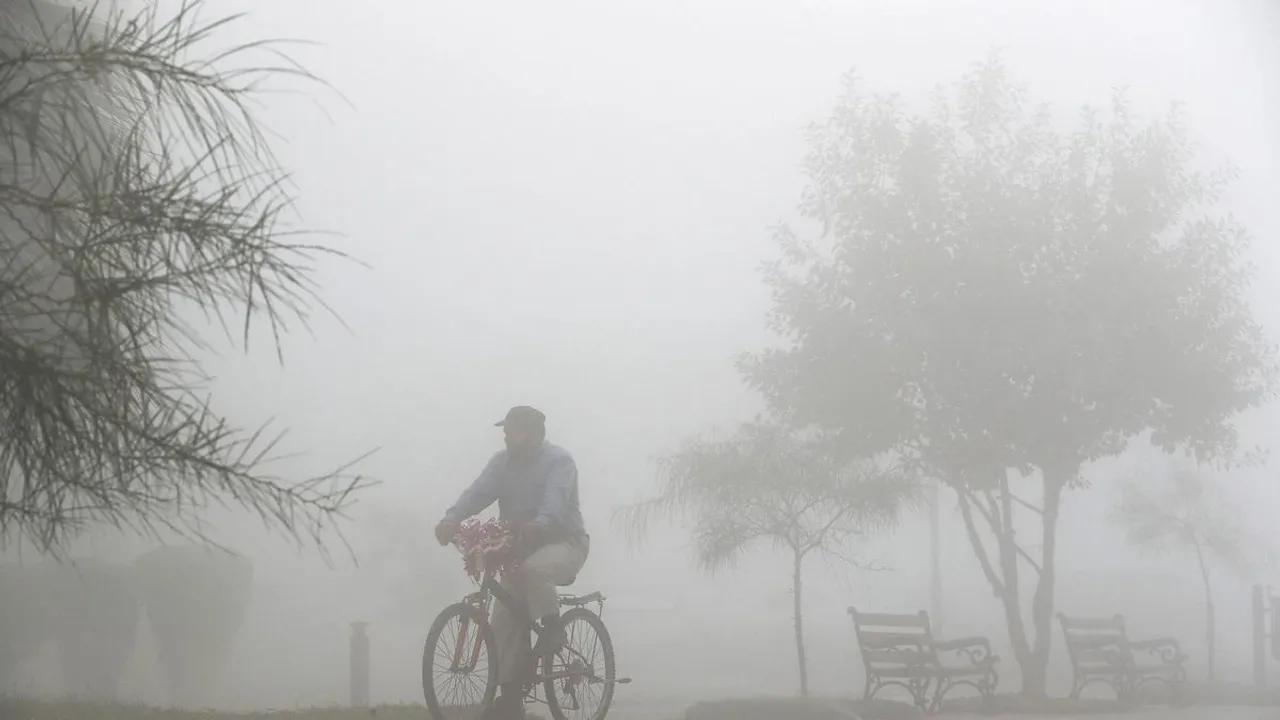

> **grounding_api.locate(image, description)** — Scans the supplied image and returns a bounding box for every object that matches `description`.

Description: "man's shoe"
[532,615,566,656]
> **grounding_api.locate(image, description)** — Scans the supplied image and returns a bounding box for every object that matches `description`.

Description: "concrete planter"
[134,546,253,707]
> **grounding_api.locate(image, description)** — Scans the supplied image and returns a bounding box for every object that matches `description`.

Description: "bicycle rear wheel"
[542,607,616,720]
[423,602,497,720]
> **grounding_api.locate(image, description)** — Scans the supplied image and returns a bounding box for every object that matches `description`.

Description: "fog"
[3,0,1280,714]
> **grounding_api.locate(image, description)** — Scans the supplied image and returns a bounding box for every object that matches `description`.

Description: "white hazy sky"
[194,0,1280,563]
[13,0,1280,707]
[197,0,1280,501]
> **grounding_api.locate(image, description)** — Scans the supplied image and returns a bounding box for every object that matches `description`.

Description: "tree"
[617,422,921,697]
[1114,462,1251,681]
[0,0,371,553]
[741,55,1275,694]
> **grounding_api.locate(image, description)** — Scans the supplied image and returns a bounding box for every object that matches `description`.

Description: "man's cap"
[495,406,546,428]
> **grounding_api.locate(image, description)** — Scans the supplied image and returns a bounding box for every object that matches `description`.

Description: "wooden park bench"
[848,607,999,714]
[1057,613,1187,703]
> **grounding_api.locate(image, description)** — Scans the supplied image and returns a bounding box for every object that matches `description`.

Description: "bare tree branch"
[956,489,1006,596]
[1009,493,1043,516]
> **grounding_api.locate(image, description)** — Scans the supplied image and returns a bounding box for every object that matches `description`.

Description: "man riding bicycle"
[434,405,590,720]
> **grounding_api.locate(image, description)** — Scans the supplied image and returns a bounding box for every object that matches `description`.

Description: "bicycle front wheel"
[423,602,497,720]
[543,607,616,720]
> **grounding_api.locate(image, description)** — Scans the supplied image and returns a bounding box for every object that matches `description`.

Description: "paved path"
[1049,707,1280,712]
[1046,712,1275,720]
[606,704,1280,720]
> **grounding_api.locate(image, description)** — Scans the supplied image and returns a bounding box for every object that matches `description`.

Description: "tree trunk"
[792,548,809,697]
[1024,476,1064,697]
[996,489,1037,695]
[957,490,1034,683]
[1193,542,1215,681]
[930,480,944,636]
[955,471,1067,698]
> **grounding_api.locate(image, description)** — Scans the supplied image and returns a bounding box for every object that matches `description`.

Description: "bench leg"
[864,673,893,704]
[1131,670,1187,707]
[927,678,947,715]
[925,673,996,715]
[862,674,873,701]
[1117,674,1138,706]
[910,677,933,712]
[864,674,930,712]
[981,667,999,703]
[1171,666,1188,706]
[1068,673,1084,700]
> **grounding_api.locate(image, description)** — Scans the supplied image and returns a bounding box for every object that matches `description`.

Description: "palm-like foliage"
[1114,463,1251,680]
[617,422,923,696]
[0,0,371,555]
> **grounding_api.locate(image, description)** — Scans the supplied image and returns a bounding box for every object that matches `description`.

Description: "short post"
[1253,585,1266,687]
[929,479,943,637]
[350,621,370,707]
[1271,588,1280,664]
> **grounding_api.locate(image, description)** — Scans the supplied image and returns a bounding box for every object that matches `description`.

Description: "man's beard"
[506,437,536,457]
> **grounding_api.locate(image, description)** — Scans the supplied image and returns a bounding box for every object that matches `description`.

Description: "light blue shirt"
[445,442,587,541]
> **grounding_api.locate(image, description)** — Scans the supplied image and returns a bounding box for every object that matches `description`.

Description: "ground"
[3,700,1278,720]
[998,712,1275,720]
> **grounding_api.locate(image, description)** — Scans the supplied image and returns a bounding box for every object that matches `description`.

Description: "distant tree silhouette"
[1115,463,1255,681]
[618,422,920,696]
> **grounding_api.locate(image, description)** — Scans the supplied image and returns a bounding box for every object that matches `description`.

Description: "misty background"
[4,0,1280,711]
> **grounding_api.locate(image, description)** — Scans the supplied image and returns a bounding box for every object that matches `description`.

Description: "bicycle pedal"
[615,677,633,684]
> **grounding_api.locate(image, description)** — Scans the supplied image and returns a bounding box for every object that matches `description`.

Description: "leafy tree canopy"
[744,56,1275,483]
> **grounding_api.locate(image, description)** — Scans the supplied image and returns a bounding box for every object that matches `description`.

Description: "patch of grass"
[0,700,545,720]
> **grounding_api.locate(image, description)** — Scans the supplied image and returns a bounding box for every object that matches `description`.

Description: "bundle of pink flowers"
[455,517,514,582]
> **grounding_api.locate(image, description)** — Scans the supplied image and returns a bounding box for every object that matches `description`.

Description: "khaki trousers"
[490,536,589,684]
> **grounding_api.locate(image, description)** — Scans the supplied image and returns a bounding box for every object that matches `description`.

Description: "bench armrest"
[1130,637,1186,665]
[935,636,998,665]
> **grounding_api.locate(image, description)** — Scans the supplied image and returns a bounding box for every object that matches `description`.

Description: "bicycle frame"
[448,566,503,674]
[450,548,602,690]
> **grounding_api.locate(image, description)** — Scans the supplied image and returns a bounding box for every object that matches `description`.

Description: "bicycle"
[422,518,630,720]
